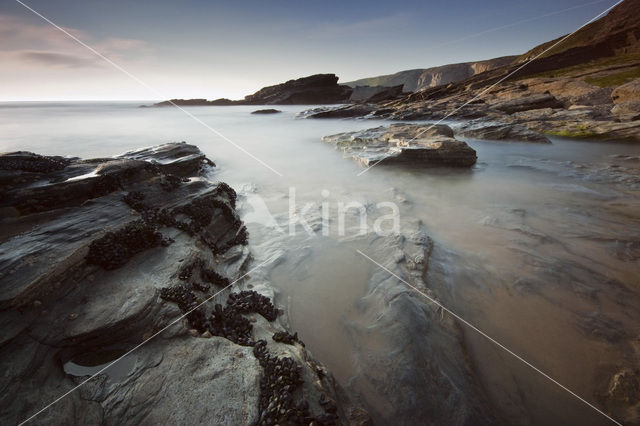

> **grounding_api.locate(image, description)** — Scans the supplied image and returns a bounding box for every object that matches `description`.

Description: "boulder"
[611,101,640,119]
[322,124,477,167]
[612,78,640,103]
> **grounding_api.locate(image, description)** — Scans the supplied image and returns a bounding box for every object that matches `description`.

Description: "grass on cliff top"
[521,52,640,79]
[584,66,640,87]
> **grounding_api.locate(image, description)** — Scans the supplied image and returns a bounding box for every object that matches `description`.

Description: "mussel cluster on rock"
[176,257,230,291]
[122,190,147,211]
[209,302,254,345]
[86,220,172,270]
[272,331,305,347]
[117,182,248,271]
[253,340,338,426]
[160,174,189,191]
[192,281,210,292]
[228,290,279,322]
[0,152,70,173]
[123,188,248,254]
[159,286,277,346]
[178,258,204,280]
[159,286,339,424]
[214,181,238,209]
[159,284,199,312]
[201,267,230,287]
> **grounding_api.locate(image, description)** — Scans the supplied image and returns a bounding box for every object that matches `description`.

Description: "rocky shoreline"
[300,75,640,143]
[0,143,369,425]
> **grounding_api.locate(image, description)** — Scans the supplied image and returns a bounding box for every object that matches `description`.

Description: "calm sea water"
[3,102,640,424]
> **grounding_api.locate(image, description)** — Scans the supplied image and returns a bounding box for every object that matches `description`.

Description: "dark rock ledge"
[0,143,369,425]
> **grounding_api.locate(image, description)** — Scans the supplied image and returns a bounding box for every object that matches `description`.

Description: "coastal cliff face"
[415,56,517,90]
[0,144,369,425]
[344,56,517,92]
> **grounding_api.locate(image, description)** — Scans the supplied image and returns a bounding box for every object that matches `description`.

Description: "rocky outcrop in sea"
[322,123,477,167]
[0,143,369,425]
[151,74,355,107]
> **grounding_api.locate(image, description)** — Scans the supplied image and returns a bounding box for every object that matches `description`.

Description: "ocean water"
[2,102,640,424]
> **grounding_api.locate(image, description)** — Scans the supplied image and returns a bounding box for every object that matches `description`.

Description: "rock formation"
[344,222,496,424]
[322,124,477,167]
[0,143,368,425]
[242,74,352,105]
[152,74,353,107]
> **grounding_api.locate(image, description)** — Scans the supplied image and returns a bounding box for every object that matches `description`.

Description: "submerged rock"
[0,143,367,425]
[345,222,495,424]
[322,123,477,167]
[251,109,282,114]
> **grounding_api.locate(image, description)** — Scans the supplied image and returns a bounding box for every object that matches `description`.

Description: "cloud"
[98,37,147,52]
[17,50,102,68]
[0,14,89,51]
[0,13,150,69]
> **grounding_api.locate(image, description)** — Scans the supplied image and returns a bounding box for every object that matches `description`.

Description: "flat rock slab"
[322,123,477,167]
[454,121,551,143]
[491,93,564,114]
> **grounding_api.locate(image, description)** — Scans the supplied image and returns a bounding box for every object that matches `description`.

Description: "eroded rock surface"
[453,121,552,143]
[322,123,477,167]
[344,222,495,425]
[0,143,368,425]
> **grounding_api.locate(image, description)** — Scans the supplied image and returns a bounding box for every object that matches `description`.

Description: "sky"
[0,0,621,101]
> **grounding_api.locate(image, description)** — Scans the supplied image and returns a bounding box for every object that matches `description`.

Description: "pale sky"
[0,0,619,101]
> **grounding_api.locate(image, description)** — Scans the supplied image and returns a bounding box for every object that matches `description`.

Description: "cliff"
[343,56,517,91]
